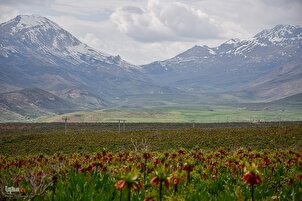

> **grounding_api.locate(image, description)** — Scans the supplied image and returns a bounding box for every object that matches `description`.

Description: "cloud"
[189,0,302,39]
[0,5,20,23]
[50,0,147,16]
[0,0,53,6]
[47,15,103,40]
[262,0,302,7]
[110,0,222,42]
[79,33,102,48]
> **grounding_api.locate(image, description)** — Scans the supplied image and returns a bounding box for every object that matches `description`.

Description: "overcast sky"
[1,0,302,65]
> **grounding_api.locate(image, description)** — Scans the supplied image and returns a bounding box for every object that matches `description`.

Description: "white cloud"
[79,33,102,49]
[0,5,20,23]
[51,0,147,16]
[47,15,100,38]
[110,0,223,42]
[189,0,302,39]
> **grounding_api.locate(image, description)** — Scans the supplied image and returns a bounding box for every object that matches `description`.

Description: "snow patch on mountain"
[16,15,50,28]
[224,38,241,45]
[10,15,61,35]
[208,48,216,55]
[254,24,302,44]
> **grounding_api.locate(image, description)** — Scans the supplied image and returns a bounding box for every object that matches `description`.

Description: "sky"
[0,0,302,65]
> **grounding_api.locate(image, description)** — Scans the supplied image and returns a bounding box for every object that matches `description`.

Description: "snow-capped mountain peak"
[217,38,241,52]
[175,45,216,59]
[0,15,140,69]
[0,15,81,50]
[254,24,302,44]
[217,25,302,56]
[15,15,57,29]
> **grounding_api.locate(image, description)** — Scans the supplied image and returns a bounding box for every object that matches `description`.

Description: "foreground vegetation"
[1,148,301,200]
[0,123,301,200]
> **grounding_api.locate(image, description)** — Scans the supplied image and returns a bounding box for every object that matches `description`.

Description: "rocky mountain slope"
[0,15,175,105]
[142,25,302,100]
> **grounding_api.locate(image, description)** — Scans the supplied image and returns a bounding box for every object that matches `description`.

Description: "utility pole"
[62,117,68,134]
[118,120,121,133]
[191,120,195,128]
[122,120,126,131]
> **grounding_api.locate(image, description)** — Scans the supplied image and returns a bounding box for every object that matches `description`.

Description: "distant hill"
[271,93,302,105]
[0,88,76,119]
[61,88,109,109]
[240,93,302,111]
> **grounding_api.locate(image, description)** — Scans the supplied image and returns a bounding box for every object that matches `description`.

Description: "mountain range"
[143,25,302,100]
[0,15,301,121]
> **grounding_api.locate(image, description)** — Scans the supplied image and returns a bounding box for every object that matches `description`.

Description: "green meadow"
[41,105,302,123]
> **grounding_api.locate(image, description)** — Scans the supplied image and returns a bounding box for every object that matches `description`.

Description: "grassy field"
[1,123,302,200]
[1,123,301,156]
[40,105,302,123]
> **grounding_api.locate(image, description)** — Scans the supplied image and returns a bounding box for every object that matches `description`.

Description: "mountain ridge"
[142,24,302,99]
